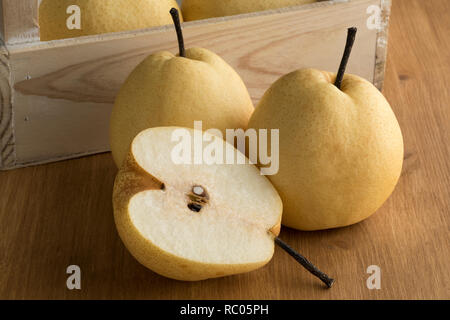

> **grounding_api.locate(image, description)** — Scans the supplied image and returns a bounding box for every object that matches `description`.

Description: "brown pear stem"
[334,27,357,90]
[274,236,335,288]
[170,8,185,58]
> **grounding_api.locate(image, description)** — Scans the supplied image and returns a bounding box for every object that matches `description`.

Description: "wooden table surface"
[0,0,449,300]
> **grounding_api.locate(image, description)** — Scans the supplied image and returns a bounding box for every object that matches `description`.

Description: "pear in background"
[110,9,254,167]
[248,28,404,231]
[39,0,182,40]
[182,0,317,21]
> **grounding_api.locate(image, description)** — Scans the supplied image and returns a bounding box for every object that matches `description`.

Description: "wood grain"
[0,43,15,168]
[0,0,39,45]
[373,0,391,89]
[1,0,385,170]
[0,0,449,299]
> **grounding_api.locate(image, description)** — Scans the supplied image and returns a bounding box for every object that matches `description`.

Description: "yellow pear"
[39,0,182,41]
[110,9,254,167]
[113,126,333,286]
[182,0,317,21]
[248,28,404,231]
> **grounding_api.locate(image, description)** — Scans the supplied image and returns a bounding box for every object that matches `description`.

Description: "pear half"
[113,127,282,281]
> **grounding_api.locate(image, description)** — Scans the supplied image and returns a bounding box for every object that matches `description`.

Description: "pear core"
[187,185,210,212]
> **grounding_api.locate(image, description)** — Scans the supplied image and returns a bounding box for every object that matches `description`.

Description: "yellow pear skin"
[182,0,317,21]
[110,48,254,167]
[248,68,404,231]
[39,0,182,40]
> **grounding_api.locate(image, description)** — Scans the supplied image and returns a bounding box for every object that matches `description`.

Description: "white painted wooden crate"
[0,0,391,170]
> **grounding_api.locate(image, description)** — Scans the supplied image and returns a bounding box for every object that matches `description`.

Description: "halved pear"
[113,127,282,281]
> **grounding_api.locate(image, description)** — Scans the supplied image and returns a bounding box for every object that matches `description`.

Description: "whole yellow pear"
[39,0,182,41]
[248,29,404,231]
[110,9,254,167]
[182,0,317,21]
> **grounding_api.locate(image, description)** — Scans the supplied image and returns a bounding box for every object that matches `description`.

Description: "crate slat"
[0,0,39,45]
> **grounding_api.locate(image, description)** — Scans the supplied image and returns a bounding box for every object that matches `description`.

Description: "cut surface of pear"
[113,127,282,281]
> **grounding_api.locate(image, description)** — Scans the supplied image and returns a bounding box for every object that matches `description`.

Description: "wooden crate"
[0,0,391,170]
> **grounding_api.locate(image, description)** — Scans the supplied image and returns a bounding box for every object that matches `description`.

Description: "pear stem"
[274,236,335,288]
[334,27,357,90]
[170,8,185,58]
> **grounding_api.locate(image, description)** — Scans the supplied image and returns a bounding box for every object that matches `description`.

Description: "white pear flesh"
[113,127,282,281]
[248,68,404,231]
